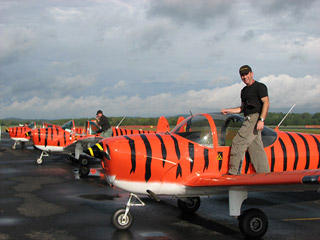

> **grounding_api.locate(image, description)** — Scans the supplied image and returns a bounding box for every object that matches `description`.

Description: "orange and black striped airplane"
[26,120,103,165]
[6,122,59,150]
[5,122,36,149]
[28,116,182,168]
[85,113,320,239]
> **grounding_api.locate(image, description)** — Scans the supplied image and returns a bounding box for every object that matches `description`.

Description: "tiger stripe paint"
[95,113,320,190]
[6,125,34,141]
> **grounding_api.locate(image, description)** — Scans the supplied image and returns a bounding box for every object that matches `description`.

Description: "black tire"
[79,166,90,177]
[239,208,268,239]
[111,208,133,230]
[177,197,201,213]
[79,156,89,166]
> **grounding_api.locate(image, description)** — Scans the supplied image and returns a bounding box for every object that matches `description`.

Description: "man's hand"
[257,120,264,131]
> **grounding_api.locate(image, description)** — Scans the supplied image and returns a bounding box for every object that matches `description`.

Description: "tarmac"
[1,132,320,240]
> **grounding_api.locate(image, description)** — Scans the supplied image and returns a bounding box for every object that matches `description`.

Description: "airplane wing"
[184,170,320,192]
[64,136,103,158]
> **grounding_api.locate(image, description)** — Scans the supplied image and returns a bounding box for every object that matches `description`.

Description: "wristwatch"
[259,118,265,122]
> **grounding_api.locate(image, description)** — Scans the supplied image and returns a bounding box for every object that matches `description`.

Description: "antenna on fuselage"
[189,111,193,117]
[274,104,296,131]
[116,116,126,129]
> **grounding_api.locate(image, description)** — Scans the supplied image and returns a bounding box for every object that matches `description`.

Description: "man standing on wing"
[221,65,270,175]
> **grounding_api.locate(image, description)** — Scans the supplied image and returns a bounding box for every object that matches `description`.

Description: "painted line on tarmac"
[282,217,320,221]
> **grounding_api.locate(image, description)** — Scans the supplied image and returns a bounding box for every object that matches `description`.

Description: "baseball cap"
[239,65,252,76]
[96,110,103,115]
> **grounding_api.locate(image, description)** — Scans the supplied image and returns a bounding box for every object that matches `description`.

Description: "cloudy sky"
[1,0,319,119]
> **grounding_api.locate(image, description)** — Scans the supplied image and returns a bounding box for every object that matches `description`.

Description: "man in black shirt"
[96,110,112,138]
[221,65,270,175]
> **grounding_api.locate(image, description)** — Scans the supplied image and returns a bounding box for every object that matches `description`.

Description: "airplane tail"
[176,116,185,126]
[156,116,170,133]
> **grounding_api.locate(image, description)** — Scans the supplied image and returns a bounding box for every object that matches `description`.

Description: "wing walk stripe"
[278,137,287,171]
[310,135,320,168]
[170,135,180,160]
[296,133,310,169]
[124,136,136,174]
[286,133,299,170]
[155,134,167,167]
[140,134,152,182]
[270,146,275,172]
[203,148,209,171]
[188,142,194,173]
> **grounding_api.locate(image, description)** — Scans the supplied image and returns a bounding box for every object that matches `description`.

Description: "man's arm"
[257,96,269,131]
[221,102,243,115]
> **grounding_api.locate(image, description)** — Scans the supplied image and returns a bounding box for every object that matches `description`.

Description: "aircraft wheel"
[36,158,43,165]
[79,166,90,177]
[79,156,89,166]
[111,208,133,230]
[11,144,16,150]
[177,197,201,213]
[239,208,268,239]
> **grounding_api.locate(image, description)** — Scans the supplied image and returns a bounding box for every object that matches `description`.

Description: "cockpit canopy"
[61,120,75,132]
[172,113,277,149]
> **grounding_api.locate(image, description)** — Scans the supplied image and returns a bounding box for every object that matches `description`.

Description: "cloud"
[0,0,319,119]
[2,74,318,119]
[147,0,235,27]
[0,27,37,64]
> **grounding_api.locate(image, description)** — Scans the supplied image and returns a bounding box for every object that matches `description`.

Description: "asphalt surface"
[1,133,320,240]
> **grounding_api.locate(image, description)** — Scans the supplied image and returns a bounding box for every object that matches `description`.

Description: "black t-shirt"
[241,81,268,116]
[99,115,111,131]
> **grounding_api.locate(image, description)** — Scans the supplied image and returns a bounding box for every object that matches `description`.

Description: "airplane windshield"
[28,122,36,129]
[172,114,214,148]
[86,121,100,135]
[61,120,74,132]
[173,113,278,148]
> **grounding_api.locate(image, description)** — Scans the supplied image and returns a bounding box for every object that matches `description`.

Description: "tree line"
[1,112,320,128]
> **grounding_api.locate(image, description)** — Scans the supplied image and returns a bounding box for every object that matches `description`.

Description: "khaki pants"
[100,128,113,138]
[228,113,270,175]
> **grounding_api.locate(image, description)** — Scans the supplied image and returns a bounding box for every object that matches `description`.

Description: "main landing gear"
[229,189,268,238]
[111,190,269,239]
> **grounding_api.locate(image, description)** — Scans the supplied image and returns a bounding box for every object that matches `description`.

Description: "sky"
[1,0,319,119]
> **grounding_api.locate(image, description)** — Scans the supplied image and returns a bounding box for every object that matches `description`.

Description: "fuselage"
[98,113,320,196]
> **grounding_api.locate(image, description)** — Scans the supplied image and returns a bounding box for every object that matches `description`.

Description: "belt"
[244,113,259,121]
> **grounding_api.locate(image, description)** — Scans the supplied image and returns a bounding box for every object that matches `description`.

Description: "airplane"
[5,122,56,150]
[85,112,320,239]
[26,119,104,166]
[27,116,181,172]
